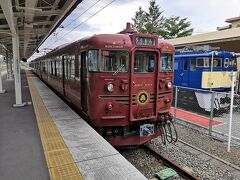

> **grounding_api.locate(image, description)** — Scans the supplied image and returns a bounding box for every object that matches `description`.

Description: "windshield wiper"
[113,64,125,76]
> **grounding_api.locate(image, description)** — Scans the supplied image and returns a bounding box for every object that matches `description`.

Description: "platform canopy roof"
[0,0,82,59]
[167,27,240,53]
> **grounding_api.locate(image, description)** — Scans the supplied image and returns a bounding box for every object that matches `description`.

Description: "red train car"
[29,23,175,147]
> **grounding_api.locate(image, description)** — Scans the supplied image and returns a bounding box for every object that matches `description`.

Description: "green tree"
[132,7,146,33]
[145,0,164,34]
[159,16,193,39]
[131,0,194,39]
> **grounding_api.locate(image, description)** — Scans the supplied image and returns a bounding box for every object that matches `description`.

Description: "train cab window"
[101,51,129,72]
[183,59,188,70]
[88,50,129,72]
[190,58,196,71]
[134,51,156,73]
[212,57,221,67]
[161,53,173,72]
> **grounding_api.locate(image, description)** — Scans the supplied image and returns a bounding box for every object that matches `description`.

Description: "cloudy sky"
[34,0,240,59]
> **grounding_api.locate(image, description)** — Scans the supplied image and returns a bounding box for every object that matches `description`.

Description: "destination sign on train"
[135,36,156,46]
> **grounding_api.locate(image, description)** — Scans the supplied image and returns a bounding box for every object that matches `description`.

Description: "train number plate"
[140,124,154,136]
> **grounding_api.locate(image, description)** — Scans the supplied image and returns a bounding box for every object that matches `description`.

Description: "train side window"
[55,60,57,76]
[88,50,99,72]
[56,60,59,77]
[190,58,196,71]
[161,53,173,72]
[56,58,62,77]
[70,57,75,80]
[68,56,71,79]
[197,58,204,67]
[59,58,63,77]
[51,61,53,75]
[183,59,188,70]
[74,55,80,80]
[43,61,45,72]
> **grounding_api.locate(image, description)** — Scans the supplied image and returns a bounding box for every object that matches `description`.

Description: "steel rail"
[143,145,200,180]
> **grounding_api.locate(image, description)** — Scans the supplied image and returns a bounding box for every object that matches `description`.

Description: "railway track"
[142,145,200,180]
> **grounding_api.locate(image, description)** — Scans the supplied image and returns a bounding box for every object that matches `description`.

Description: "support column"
[12,32,24,107]
[0,55,6,93]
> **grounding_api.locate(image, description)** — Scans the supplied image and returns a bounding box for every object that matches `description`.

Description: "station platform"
[0,68,146,180]
[0,69,49,180]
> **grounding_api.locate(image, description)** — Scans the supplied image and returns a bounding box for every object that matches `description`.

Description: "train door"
[180,58,189,86]
[188,58,199,88]
[130,50,158,121]
[62,55,66,96]
[80,51,88,112]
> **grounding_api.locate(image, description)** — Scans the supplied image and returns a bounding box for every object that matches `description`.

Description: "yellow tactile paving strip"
[27,75,83,180]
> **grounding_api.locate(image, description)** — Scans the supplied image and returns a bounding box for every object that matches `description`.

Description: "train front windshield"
[88,50,129,72]
[134,52,156,73]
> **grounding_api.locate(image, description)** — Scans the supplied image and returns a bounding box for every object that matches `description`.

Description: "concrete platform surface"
[0,70,49,180]
[30,74,147,180]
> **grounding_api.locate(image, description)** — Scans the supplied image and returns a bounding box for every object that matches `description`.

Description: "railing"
[172,85,240,151]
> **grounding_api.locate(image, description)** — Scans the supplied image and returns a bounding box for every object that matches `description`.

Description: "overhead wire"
[49,0,102,42]
[45,0,116,49]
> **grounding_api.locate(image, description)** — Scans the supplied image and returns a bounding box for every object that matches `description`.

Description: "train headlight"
[166,81,172,88]
[106,83,114,92]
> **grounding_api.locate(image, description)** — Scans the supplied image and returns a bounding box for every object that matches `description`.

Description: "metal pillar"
[12,32,24,107]
[0,55,6,93]
[227,71,236,152]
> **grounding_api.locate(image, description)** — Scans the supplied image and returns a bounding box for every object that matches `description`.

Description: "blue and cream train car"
[174,49,238,111]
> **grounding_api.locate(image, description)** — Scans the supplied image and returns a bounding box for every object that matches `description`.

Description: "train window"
[88,50,99,72]
[196,58,204,67]
[87,50,129,72]
[101,51,129,72]
[161,53,173,72]
[50,61,53,75]
[56,58,62,77]
[190,58,196,71]
[134,51,156,73]
[212,57,221,67]
[54,60,56,76]
[183,59,188,70]
[70,57,75,79]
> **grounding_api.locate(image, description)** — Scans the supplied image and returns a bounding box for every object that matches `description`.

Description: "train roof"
[31,32,174,62]
[175,50,236,58]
